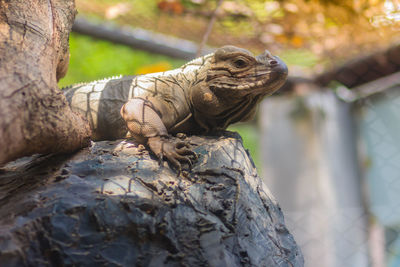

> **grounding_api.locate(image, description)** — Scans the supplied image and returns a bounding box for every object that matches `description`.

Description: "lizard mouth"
[208,64,288,96]
[251,54,288,95]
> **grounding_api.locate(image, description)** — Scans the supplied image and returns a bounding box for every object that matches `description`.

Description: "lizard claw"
[175,141,198,161]
[148,136,197,173]
[156,152,164,167]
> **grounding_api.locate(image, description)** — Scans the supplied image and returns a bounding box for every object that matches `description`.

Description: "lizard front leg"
[120,98,196,170]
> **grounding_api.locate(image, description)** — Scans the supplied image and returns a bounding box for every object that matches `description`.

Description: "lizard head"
[206,45,288,98]
[189,45,288,129]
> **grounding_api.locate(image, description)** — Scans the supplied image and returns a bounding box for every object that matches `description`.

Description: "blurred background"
[59,0,400,266]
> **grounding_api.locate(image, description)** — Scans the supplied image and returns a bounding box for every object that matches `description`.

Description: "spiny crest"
[61,75,123,90]
[181,52,214,68]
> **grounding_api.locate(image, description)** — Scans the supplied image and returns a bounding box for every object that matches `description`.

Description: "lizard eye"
[233,59,248,68]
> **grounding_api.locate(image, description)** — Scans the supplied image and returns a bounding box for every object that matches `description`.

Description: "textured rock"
[0,133,303,266]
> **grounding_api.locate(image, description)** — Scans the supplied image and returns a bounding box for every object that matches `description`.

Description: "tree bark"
[0,0,91,165]
[0,133,304,266]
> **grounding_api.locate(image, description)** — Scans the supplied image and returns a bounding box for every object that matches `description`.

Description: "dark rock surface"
[0,133,303,266]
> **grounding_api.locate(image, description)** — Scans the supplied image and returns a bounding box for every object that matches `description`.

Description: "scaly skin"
[64,46,288,170]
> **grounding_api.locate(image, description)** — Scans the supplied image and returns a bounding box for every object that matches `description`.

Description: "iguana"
[64,46,288,169]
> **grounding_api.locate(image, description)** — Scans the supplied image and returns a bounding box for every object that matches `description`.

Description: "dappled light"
[75,0,399,73]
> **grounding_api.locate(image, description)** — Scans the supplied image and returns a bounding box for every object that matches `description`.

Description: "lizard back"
[64,54,213,140]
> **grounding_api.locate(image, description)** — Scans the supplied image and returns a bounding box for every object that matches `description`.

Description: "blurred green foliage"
[58,33,185,88]
[279,49,319,68]
[59,33,261,170]
[228,123,262,172]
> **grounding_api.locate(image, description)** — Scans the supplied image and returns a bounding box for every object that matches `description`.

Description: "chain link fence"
[260,50,400,266]
[356,85,400,267]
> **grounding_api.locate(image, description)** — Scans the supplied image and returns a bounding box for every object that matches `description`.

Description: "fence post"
[260,91,369,267]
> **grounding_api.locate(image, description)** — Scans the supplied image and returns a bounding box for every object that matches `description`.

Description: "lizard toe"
[164,152,182,172]
[175,141,190,149]
[175,153,193,167]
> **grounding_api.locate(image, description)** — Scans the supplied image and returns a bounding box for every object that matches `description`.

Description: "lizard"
[63,45,288,170]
